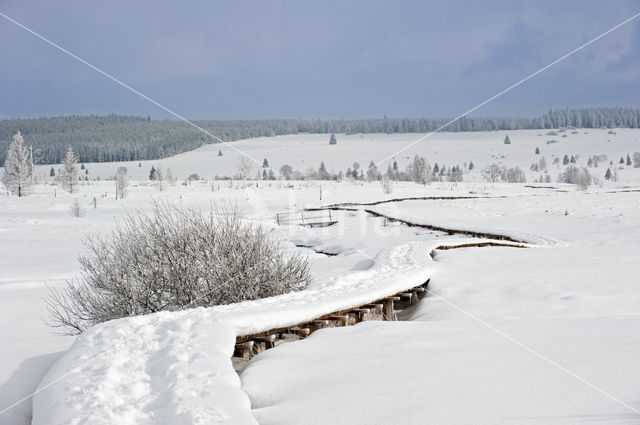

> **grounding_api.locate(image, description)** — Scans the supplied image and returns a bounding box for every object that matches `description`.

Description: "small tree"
[627,154,632,166]
[238,156,253,180]
[50,167,55,177]
[262,158,269,168]
[482,163,502,183]
[154,166,165,190]
[504,135,511,144]
[535,147,540,155]
[318,162,331,180]
[2,131,32,196]
[604,168,612,180]
[410,155,432,185]
[70,199,84,218]
[60,148,79,194]
[366,160,380,182]
[218,150,223,157]
[562,154,570,165]
[280,164,293,180]
[166,168,176,185]
[46,203,311,334]
[115,167,128,199]
[449,165,464,182]
[468,161,474,171]
[329,133,337,145]
[560,165,591,190]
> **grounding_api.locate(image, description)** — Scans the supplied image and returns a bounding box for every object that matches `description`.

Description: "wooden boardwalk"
[232,278,430,370]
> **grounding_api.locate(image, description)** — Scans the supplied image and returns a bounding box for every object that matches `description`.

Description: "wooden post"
[383,296,400,321]
[234,341,255,358]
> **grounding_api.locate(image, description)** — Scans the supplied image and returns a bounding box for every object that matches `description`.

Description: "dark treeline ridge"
[1,108,639,165]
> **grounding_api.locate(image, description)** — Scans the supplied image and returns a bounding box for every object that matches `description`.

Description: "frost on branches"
[2,131,32,196]
[46,202,311,334]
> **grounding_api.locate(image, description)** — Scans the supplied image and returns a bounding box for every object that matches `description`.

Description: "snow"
[1,129,640,424]
[33,311,256,425]
[241,189,640,424]
[32,129,640,183]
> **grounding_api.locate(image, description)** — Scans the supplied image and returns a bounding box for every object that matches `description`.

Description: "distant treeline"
[1,108,639,165]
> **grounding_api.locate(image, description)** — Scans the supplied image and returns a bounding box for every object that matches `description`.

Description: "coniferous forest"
[1,108,639,165]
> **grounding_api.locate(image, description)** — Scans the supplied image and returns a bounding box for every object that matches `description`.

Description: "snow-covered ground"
[33,129,640,183]
[1,130,640,424]
[242,190,640,424]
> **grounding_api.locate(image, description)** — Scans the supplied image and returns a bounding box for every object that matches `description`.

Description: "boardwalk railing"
[276,210,337,228]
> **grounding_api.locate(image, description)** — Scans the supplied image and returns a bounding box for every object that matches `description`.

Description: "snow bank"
[32,238,442,424]
[33,311,256,425]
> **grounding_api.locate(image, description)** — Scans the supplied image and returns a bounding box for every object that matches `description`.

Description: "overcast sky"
[1,0,639,119]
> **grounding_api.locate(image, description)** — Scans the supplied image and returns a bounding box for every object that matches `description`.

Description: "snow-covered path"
[28,209,451,424]
[2,182,639,424]
[241,190,640,424]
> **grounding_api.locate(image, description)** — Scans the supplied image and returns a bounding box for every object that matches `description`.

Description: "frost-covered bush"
[481,163,502,183]
[481,163,526,183]
[559,165,591,190]
[503,166,526,183]
[47,202,311,334]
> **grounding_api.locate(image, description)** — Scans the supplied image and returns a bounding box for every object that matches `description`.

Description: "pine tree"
[149,166,157,180]
[329,133,337,145]
[433,163,440,174]
[468,161,475,171]
[366,160,380,182]
[604,168,612,180]
[262,158,269,168]
[619,157,625,164]
[627,154,632,166]
[50,167,55,177]
[61,147,79,194]
[563,155,570,165]
[2,131,32,196]
[504,135,511,144]
[570,155,576,164]
[535,147,540,155]
[218,150,223,157]
[319,161,330,180]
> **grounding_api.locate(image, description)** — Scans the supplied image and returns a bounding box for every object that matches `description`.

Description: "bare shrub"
[47,202,311,334]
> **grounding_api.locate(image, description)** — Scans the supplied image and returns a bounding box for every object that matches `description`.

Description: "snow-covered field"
[243,191,640,424]
[33,129,640,183]
[2,130,640,424]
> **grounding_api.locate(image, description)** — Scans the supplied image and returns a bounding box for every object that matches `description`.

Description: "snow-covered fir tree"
[60,147,79,194]
[2,131,32,196]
